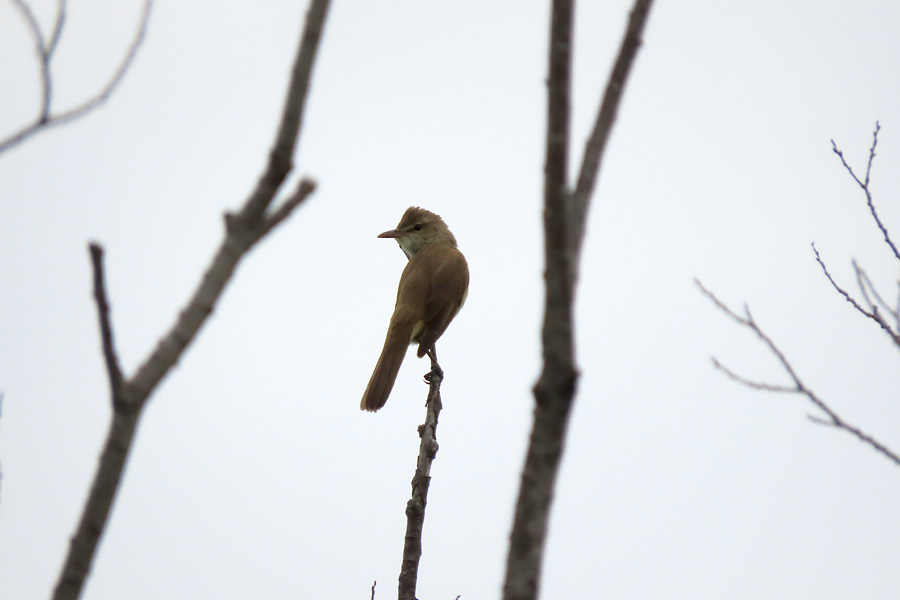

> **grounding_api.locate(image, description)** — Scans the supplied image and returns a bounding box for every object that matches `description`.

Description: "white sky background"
[1,0,900,598]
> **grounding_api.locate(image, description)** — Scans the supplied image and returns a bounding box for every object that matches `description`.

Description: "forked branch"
[697,279,900,468]
[1,0,154,154]
[812,244,900,349]
[51,2,330,599]
[503,2,654,599]
[820,124,900,350]
[830,122,900,261]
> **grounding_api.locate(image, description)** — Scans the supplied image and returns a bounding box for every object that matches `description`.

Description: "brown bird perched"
[361,207,469,412]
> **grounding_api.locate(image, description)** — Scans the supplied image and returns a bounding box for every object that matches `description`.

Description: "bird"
[361,207,469,412]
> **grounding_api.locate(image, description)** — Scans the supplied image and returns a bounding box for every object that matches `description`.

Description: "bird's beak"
[378,229,403,239]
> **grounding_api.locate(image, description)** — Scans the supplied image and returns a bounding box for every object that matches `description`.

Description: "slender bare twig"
[51,3,330,599]
[47,0,67,59]
[697,279,900,467]
[853,260,898,324]
[812,244,900,349]
[398,354,444,600]
[831,122,900,262]
[710,358,799,393]
[258,178,318,238]
[569,0,654,271]
[895,283,900,333]
[503,2,654,600]
[88,244,125,400]
[0,0,153,154]
[854,261,877,314]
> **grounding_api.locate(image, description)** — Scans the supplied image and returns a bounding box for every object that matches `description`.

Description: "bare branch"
[237,0,324,224]
[258,177,318,239]
[52,3,330,598]
[812,244,900,349]
[864,120,878,187]
[504,1,575,597]
[398,355,444,600]
[11,0,45,55]
[0,0,153,154]
[127,0,328,401]
[11,0,51,118]
[569,0,654,270]
[52,0,152,122]
[88,244,124,402]
[697,279,900,467]
[503,2,654,600]
[853,260,899,324]
[47,0,67,59]
[895,282,900,332]
[710,357,799,393]
[830,122,900,262]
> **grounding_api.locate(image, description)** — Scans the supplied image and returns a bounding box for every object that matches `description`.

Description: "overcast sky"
[2,1,900,598]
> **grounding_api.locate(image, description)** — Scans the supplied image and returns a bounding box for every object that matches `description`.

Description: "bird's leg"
[423,346,443,384]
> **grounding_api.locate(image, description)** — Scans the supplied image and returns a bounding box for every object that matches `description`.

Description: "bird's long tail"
[361,313,415,412]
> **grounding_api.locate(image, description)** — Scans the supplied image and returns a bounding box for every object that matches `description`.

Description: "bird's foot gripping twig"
[423,348,443,384]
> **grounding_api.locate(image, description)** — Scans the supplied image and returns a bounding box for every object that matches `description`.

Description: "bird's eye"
[413,224,423,231]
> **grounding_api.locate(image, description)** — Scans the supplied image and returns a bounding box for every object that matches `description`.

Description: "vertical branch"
[503,2,653,599]
[53,245,137,600]
[398,357,444,600]
[503,2,574,599]
[88,244,124,398]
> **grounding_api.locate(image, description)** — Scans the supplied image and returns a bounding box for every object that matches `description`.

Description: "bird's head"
[378,206,457,258]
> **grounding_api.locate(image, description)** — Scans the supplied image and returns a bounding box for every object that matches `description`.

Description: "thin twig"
[697,279,900,467]
[11,0,51,119]
[710,358,799,393]
[47,0,67,59]
[831,122,900,261]
[812,244,900,349]
[895,283,900,332]
[88,244,124,402]
[853,260,898,324]
[569,0,654,272]
[398,354,444,600]
[0,0,153,154]
[258,178,318,239]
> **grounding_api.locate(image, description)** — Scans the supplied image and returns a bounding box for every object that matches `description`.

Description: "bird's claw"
[423,364,443,385]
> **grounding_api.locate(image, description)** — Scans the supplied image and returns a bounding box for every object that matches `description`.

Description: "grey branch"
[398,355,444,600]
[503,2,654,600]
[51,3,330,599]
[0,0,153,154]
[569,0,654,275]
[830,122,900,262]
[812,244,900,349]
[697,279,900,468]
